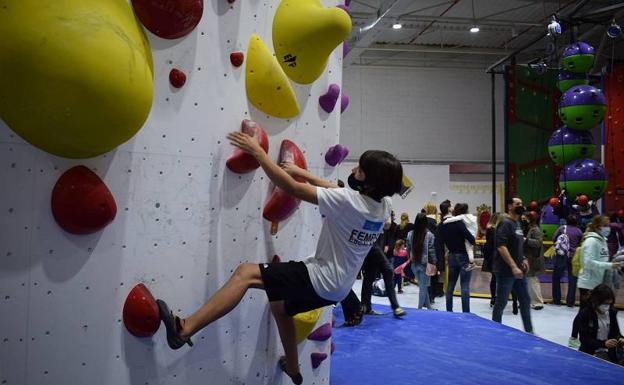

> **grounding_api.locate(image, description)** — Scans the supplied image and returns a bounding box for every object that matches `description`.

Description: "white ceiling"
[344,0,624,70]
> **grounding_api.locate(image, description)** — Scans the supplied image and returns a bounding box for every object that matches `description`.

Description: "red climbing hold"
[529,201,539,211]
[226,120,269,174]
[577,194,589,206]
[51,166,117,235]
[169,68,187,88]
[123,283,160,337]
[549,197,560,207]
[263,140,307,224]
[131,0,203,39]
[272,254,281,263]
[230,51,244,67]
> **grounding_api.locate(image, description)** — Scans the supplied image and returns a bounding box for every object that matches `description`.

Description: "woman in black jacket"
[578,284,623,364]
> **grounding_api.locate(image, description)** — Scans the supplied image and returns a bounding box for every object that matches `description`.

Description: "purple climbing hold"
[336,4,350,15]
[308,322,332,341]
[319,84,341,113]
[343,40,351,59]
[340,94,349,113]
[325,144,349,167]
[345,0,351,6]
[330,341,336,355]
[311,352,328,369]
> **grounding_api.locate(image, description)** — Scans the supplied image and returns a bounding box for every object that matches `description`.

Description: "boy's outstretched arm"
[280,162,339,189]
[227,132,318,205]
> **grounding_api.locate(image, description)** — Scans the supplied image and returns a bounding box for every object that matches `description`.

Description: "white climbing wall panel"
[0,1,344,384]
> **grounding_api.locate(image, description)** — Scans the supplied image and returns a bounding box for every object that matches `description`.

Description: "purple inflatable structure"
[560,85,607,108]
[319,84,341,113]
[325,144,349,167]
[311,352,328,369]
[562,41,595,58]
[308,323,332,341]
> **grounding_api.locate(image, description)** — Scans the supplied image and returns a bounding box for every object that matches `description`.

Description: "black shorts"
[259,261,336,316]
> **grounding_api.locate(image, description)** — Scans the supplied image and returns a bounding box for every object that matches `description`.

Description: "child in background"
[392,239,408,293]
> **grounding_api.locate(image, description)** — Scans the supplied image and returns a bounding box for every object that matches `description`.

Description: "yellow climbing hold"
[0,0,153,159]
[293,307,322,344]
[245,34,300,119]
[272,0,352,84]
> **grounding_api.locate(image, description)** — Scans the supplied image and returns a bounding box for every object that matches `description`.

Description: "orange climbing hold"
[51,166,117,234]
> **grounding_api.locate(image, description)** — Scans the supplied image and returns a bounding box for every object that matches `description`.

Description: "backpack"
[554,226,570,257]
[571,236,586,277]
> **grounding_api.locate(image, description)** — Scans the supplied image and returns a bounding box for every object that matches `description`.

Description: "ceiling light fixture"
[547,15,561,36]
[607,19,621,38]
[469,0,479,33]
[392,22,403,30]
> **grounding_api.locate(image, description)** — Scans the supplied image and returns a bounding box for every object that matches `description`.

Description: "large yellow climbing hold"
[272,0,351,84]
[245,34,300,119]
[0,0,154,158]
[293,308,322,344]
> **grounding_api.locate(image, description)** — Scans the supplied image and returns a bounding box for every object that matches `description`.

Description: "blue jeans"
[552,255,577,306]
[492,274,533,333]
[412,264,431,309]
[446,253,471,313]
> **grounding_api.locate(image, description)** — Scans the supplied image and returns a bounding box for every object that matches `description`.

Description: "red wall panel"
[604,65,624,212]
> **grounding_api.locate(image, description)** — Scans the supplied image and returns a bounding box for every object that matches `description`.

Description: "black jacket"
[438,219,475,254]
[578,307,622,363]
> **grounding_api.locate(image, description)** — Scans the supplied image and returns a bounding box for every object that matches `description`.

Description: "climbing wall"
[604,65,624,212]
[506,64,560,203]
[0,1,346,384]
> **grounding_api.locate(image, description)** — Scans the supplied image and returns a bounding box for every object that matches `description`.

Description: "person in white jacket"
[578,215,620,299]
[569,215,620,349]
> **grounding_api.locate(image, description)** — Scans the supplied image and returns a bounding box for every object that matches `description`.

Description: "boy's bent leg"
[182,263,263,338]
[270,301,300,377]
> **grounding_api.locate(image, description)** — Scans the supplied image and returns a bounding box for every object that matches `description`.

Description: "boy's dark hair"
[454,203,469,215]
[358,150,403,201]
[566,215,578,226]
[440,200,451,216]
[587,284,615,312]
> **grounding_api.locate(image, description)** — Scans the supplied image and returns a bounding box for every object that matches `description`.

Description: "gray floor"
[352,278,624,348]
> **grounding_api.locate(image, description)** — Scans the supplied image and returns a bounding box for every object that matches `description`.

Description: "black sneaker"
[156,299,193,350]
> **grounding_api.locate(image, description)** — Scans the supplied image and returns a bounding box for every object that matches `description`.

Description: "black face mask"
[347,173,365,192]
[514,206,525,216]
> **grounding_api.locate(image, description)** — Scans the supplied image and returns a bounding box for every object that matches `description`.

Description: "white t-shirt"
[303,187,391,301]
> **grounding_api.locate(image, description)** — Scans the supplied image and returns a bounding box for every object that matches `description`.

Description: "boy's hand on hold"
[281,162,307,179]
[227,131,263,158]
